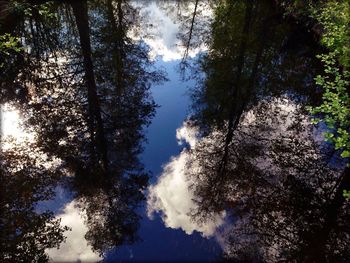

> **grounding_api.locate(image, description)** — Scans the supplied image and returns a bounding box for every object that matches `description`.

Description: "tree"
[0,144,69,262]
[183,0,350,261]
[1,0,166,259]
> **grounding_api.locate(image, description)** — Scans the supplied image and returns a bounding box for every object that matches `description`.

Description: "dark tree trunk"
[218,0,254,175]
[106,0,124,95]
[182,0,199,61]
[71,0,108,170]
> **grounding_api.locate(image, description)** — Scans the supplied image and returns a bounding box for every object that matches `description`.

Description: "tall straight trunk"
[218,0,254,176]
[71,0,108,170]
[106,0,124,96]
[218,1,275,179]
[182,0,199,61]
[115,0,124,95]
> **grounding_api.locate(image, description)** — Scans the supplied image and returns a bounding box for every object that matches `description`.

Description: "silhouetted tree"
[1,0,165,259]
[0,145,69,262]
[183,1,349,262]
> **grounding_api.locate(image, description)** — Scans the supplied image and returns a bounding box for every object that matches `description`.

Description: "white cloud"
[147,122,225,237]
[130,1,211,61]
[47,200,101,263]
[176,121,198,148]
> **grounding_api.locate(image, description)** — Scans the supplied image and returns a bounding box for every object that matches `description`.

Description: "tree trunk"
[71,0,108,170]
[182,0,199,61]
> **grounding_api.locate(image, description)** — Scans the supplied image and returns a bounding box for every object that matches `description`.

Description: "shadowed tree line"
[1,0,165,261]
[180,0,350,262]
[0,145,69,262]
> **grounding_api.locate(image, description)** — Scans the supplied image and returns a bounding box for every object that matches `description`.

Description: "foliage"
[0,33,21,53]
[279,0,315,18]
[343,189,350,199]
[301,0,350,200]
[0,145,70,262]
[309,53,350,159]
[0,33,22,68]
[308,1,350,161]
[9,0,57,20]
[311,1,350,67]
